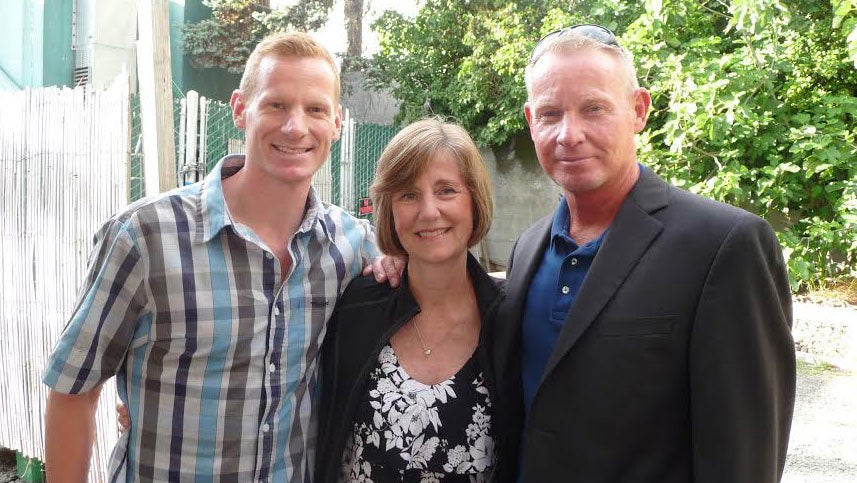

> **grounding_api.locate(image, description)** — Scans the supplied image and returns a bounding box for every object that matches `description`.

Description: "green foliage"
[370,1,545,150]
[181,0,330,74]
[832,0,857,67]
[370,0,856,291]
[631,0,857,291]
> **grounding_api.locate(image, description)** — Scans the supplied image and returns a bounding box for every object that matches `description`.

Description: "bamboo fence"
[0,78,129,482]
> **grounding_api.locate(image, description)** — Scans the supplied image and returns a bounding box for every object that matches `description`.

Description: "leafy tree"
[832,0,857,67]
[181,0,331,74]
[369,0,856,290]
[626,0,857,290]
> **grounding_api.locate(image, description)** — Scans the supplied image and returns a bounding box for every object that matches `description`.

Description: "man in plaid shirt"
[42,32,392,482]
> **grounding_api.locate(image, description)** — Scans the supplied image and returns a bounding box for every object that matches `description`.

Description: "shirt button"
[265,252,273,260]
[570,257,578,265]
[561,286,570,295]
[261,423,270,432]
[268,363,276,373]
[274,306,281,316]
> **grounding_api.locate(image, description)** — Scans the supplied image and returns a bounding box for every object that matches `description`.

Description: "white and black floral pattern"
[340,344,494,482]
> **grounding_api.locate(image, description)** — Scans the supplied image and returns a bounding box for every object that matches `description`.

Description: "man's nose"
[281,110,308,136]
[557,116,584,145]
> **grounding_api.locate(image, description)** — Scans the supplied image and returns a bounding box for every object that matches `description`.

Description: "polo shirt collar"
[549,196,607,251]
[550,196,572,240]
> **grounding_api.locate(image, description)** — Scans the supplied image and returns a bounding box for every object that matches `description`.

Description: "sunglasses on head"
[530,24,620,64]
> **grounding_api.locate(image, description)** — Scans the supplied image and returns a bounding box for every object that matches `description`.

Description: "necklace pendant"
[423,348,432,356]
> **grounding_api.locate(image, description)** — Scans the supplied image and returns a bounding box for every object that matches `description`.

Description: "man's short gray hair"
[525,34,640,99]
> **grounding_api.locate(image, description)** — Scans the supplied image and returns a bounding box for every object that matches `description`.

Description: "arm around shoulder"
[689,215,794,483]
[45,386,103,483]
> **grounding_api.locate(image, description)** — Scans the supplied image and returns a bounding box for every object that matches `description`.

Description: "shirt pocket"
[596,315,677,338]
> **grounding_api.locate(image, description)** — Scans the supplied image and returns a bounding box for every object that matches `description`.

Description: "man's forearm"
[45,387,102,482]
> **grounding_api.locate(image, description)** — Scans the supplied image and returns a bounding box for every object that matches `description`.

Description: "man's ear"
[333,104,343,141]
[230,89,247,130]
[633,88,651,133]
[524,102,535,138]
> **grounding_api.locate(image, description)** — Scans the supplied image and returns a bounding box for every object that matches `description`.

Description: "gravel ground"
[2,355,854,482]
[0,447,18,483]
[783,360,857,482]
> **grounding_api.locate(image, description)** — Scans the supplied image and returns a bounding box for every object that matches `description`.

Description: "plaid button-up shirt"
[43,155,378,482]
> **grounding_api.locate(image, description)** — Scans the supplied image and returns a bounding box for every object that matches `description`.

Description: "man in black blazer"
[494,25,795,482]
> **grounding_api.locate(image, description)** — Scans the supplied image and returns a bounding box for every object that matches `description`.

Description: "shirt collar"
[550,196,571,240]
[549,196,608,252]
[195,155,333,244]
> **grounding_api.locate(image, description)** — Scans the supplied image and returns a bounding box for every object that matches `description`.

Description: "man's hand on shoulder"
[363,255,406,287]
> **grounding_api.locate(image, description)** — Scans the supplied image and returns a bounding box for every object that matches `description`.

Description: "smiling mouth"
[273,144,312,154]
[417,228,449,238]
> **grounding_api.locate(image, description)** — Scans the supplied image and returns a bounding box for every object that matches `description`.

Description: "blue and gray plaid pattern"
[43,155,378,482]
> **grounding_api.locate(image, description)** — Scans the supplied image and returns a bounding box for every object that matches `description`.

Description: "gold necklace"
[411,312,468,356]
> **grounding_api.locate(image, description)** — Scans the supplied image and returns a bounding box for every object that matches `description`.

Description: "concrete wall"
[88,0,137,88]
[793,303,857,371]
[43,0,74,87]
[481,135,560,270]
[0,1,27,88]
[340,71,399,125]
[0,0,73,90]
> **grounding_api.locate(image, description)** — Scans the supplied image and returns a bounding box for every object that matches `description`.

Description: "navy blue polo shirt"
[521,198,606,413]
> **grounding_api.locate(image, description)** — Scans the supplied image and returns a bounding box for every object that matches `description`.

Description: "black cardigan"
[314,253,517,482]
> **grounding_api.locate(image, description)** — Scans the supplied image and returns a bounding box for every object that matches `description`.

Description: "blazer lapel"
[506,216,552,317]
[540,169,670,379]
[493,216,552,375]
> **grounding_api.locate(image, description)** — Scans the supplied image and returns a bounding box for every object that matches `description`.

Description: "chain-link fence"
[203,98,245,173]
[129,91,187,201]
[332,121,399,221]
[130,94,396,220]
[129,95,145,201]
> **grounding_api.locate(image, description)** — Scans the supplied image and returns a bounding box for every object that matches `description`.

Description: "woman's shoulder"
[338,274,396,309]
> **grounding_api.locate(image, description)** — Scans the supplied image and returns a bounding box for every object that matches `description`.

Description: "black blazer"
[315,253,516,482]
[494,168,795,482]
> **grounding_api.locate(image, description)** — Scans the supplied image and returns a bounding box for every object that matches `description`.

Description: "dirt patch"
[795,279,857,307]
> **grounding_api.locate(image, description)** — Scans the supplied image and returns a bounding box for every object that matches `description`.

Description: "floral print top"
[340,344,495,482]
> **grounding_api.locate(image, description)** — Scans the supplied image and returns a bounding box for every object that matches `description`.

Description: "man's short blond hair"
[240,32,340,104]
[370,118,494,257]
